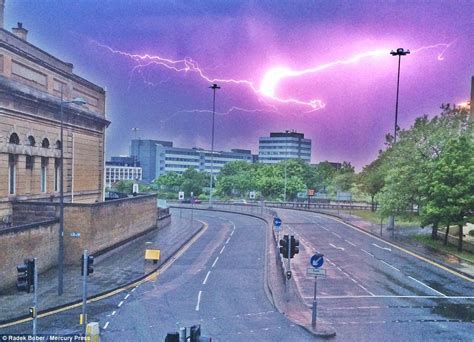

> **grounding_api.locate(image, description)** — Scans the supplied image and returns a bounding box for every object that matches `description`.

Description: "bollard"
[86,322,100,342]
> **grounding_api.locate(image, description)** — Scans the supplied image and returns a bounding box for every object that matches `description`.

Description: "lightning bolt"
[92,39,456,110]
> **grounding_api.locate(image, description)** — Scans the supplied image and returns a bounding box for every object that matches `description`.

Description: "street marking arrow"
[372,243,392,252]
[329,243,345,251]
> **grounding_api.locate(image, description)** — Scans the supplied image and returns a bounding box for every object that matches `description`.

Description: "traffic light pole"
[286,235,291,297]
[82,250,88,327]
[311,276,318,330]
[33,258,38,336]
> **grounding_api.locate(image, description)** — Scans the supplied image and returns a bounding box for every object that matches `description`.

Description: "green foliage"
[368,104,473,239]
[113,180,134,194]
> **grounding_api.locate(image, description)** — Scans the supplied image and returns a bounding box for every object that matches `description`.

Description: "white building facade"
[105,165,142,188]
[258,130,311,164]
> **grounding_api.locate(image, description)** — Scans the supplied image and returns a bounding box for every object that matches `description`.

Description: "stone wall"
[63,194,158,264]
[0,219,59,291]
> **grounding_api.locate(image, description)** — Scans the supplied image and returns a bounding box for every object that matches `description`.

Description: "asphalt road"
[98,210,313,341]
[276,208,474,341]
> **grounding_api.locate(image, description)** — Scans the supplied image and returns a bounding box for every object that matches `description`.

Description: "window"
[28,136,36,146]
[8,154,17,195]
[56,140,62,150]
[41,157,48,192]
[42,138,49,148]
[54,158,60,192]
[9,133,20,144]
[26,155,34,169]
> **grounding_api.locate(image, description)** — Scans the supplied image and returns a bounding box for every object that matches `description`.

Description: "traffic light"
[290,235,300,258]
[16,259,35,293]
[279,235,289,258]
[81,255,94,276]
[29,306,37,318]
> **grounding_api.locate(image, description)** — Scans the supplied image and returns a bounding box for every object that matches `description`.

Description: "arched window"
[55,140,62,149]
[9,133,20,144]
[28,136,36,146]
[42,138,50,148]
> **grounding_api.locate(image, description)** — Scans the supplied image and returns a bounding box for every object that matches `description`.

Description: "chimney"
[0,0,4,29]
[12,22,28,40]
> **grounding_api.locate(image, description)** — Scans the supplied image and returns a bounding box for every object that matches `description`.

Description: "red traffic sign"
[307,189,316,196]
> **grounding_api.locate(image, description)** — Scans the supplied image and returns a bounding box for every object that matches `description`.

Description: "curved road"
[99,209,313,341]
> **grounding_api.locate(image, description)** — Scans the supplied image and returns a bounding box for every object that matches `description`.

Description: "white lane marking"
[345,239,356,247]
[212,256,219,268]
[361,249,374,257]
[111,311,116,316]
[321,226,329,231]
[230,230,235,236]
[408,276,447,297]
[203,271,211,285]
[226,237,231,244]
[372,243,392,252]
[220,245,226,254]
[103,321,110,330]
[379,260,400,272]
[118,301,124,307]
[331,232,342,239]
[315,295,474,299]
[329,243,345,251]
[124,294,130,300]
[357,284,375,296]
[131,287,137,292]
[196,290,202,311]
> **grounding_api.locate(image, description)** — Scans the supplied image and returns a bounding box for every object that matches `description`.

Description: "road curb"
[270,206,474,281]
[0,218,206,328]
[175,206,338,338]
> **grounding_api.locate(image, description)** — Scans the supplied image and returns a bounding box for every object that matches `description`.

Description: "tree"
[113,180,134,194]
[421,135,474,251]
[154,172,182,190]
[181,168,208,197]
[308,161,336,192]
[358,158,385,211]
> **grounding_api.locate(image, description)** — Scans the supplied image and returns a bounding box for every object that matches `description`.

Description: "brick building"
[0,1,109,223]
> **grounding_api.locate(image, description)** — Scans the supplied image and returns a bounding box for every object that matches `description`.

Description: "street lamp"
[208,83,220,207]
[390,47,410,143]
[388,47,409,231]
[58,87,86,296]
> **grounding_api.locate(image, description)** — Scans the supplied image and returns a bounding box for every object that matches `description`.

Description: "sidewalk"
[0,211,203,324]
[315,209,474,279]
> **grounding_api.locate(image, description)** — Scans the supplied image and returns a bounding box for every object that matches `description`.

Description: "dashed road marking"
[226,237,231,244]
[118,301,124,307]
[196,290,203,311]
[220,245,226,254]
[379,260,400,272]
[372,243,392,252]
[361,248,374,257]
[212,256,219,268]
[124,294,130,300]
[111,311,116,316]
[329,243,345,250]
[345,239,356,247]
[203,271,211,285]
[103,321,109,330]
[331,232,342,239]
[408,276,447,297]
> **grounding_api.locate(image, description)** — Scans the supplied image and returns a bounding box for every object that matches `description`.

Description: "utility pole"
[208,83,220,207]
[388,48,410,231]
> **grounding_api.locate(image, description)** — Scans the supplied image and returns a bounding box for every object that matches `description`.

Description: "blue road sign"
[310,254,324,269]
[273,217,282,227]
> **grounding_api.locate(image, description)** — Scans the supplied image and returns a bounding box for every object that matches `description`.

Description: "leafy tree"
[308,161,336,192]
[357,158,385,211]
[181,168,208,197]
[154,172,182,190]
[113,180,134,194]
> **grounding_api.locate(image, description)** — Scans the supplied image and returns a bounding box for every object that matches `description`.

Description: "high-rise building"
[130,139,253,182]
[258,130,311,164]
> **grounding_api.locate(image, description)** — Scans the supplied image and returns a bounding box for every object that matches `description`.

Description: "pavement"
[0,213,203,324]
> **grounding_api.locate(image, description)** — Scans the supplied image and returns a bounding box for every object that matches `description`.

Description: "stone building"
[0,1,109,223]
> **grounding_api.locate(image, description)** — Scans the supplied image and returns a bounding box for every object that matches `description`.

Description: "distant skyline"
[6,1,473,168]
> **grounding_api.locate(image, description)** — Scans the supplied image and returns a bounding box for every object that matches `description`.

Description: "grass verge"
[410,234,474,263]
[342,210,421,227]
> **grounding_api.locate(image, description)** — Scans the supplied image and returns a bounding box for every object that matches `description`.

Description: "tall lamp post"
[58,88,86,296]
[390,48,410,143]
[388,47,409,231]
[208,83,220,207]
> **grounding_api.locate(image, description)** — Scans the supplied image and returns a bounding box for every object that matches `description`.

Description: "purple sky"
[6,1,473,168]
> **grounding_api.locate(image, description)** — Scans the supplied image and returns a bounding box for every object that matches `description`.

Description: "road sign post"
[309,254,324,330]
